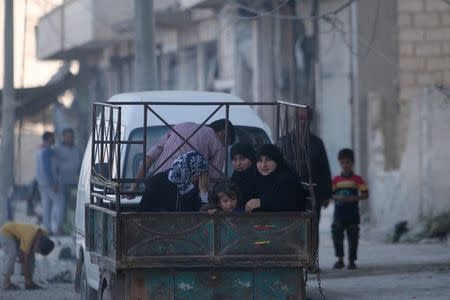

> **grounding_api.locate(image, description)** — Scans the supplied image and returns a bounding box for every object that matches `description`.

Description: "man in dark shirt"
[305,132,333,220]
[279,108,332,220]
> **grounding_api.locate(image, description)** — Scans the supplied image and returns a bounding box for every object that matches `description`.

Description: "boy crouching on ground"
[0,222,55,290]
[331,149,368,270]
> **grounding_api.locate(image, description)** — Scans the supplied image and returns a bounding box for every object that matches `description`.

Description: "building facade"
[35,0,450,229]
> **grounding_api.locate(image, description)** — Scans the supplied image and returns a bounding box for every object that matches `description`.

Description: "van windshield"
[123,125,271,182]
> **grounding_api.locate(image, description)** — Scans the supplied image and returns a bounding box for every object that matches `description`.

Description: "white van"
[74,91,273,298]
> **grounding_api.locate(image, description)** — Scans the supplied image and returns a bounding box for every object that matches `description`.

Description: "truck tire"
[100,272,124,300]
[101,283,112,300]
[80,262,97,300]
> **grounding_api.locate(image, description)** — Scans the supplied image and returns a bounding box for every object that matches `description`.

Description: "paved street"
[307,207,450,300]
[1,203,450,299]
[307,269,450,300]
[0,283,77,300]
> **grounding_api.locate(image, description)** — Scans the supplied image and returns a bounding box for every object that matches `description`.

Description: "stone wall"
[398,0,450,96]
[368,87,450,230]
[365,1,450,228]
[397,0,450,162]
[357,0,399,172]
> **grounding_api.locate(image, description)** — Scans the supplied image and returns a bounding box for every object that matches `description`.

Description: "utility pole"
[311,0,320,132]
[134,0,157,91]
[1,0,15,224]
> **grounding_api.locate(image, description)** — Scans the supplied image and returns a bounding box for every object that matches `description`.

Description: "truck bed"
[86,204,317,272]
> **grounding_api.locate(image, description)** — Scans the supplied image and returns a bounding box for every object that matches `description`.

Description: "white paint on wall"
[369,87,450,230]
[319,6,353,176]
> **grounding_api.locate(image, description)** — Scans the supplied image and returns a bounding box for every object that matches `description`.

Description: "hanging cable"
[230,0,292,20]
[229,0,356,21]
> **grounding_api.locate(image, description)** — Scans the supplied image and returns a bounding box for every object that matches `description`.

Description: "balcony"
[36,0,186,60]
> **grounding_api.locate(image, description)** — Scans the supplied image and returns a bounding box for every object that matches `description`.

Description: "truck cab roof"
[109,90,247,103]
[107,90,273,134]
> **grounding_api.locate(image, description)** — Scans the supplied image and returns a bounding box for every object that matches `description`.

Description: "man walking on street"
[280,108,332,219]
[55,128,82,227]
[298,108,332,221]
[35,132,64,235]
[279,107,332,262]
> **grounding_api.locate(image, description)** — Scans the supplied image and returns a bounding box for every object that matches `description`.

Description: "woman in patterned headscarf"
[138,151,209,212]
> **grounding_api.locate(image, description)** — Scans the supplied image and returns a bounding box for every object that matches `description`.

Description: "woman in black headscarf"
[138,151,209,212]
[230,143,258,208]
[245,144,306,212]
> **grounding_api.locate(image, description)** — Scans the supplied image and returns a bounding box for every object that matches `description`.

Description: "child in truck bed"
[202,181,243,214]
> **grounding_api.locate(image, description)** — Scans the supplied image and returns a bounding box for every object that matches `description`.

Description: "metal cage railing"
[90,100,315,215]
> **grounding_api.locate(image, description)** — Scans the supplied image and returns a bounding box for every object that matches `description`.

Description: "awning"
[0,64,77,120]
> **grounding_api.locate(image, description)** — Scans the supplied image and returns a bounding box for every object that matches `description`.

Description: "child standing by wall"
[331,148,368,270]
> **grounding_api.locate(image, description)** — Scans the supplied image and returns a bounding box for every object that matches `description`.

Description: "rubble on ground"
[58,246,75,261]
[46,270,73,284]
[420,211,450,240]
[387,212,450,243]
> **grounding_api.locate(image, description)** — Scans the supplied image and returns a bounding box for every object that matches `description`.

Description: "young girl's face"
[232,154,252,172]
[257,155,277,176]
[217,192,238,212]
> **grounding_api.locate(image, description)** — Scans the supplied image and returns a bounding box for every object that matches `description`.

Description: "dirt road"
[0,284,77,300]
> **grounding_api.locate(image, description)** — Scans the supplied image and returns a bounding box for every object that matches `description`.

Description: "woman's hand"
[207,209,218,214]
[333,194,344,201]
[198,172,209,194]
[124,184,138,199]
[336,195,358,202]
[245,198,261,212]
[344,195,359,202]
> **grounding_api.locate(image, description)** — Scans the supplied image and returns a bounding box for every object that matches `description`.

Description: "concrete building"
[0,0,71,185]
[364,0,450,230]
[35,0,450,230]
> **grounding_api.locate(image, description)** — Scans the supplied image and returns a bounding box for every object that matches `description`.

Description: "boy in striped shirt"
[331,148,368,270]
